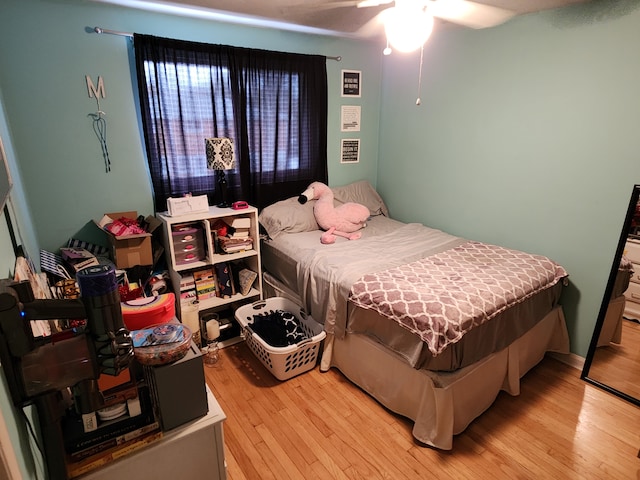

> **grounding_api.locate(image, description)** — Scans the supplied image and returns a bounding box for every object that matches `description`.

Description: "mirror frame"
[581,184,640,407]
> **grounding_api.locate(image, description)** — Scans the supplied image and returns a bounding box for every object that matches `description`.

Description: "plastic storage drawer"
[172,225,205,265]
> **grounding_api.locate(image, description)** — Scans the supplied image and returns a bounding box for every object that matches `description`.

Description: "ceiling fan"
[317,0,516,52]
[295,0,516,104]
[358,0,515,29]
[331,0,515,104]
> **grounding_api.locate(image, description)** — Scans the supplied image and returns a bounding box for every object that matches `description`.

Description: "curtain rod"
[93,27,342,61]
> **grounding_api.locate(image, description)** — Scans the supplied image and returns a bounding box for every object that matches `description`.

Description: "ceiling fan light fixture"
[383,4,434,53]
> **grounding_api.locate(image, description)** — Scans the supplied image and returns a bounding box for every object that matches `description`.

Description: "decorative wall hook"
[86,75,111,172]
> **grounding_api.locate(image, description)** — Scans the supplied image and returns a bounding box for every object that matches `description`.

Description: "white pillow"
[258,196,319,239]
[332,180,389,217]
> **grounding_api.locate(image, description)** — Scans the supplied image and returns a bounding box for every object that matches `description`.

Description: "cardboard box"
[95,211,154,269]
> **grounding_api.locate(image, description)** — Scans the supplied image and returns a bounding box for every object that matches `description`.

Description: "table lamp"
[205,137,236,208]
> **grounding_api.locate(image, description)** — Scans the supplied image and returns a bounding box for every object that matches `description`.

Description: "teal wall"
[0,90,41,478]
[377,2,640,358]
[0,0,382,477]
[0,0,382,254]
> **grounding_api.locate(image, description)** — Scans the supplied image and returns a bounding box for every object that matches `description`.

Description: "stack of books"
[63,385,161,477]
[210,217,253,253]
[194,267,216,300]
[218,236,253,253]
[230,217,251,238]
[179,273,196,304]
[218,218,252,253]
[66,430,163,478]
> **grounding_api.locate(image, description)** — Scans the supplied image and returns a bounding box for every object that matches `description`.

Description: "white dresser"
[82,385,226,480]
[623,238,640,321]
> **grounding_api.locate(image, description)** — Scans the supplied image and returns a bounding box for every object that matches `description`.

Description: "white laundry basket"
[235,297,326,381]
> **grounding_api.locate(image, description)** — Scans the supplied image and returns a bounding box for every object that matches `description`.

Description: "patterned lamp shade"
[205,137,236,171]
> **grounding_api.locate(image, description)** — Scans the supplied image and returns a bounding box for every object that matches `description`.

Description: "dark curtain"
[133,34,328,212]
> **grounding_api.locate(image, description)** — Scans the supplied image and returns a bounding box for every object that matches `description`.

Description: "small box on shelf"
[166,195,209,217]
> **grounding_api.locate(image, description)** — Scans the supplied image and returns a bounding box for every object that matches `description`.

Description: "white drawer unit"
[623,238,640,321]
[83,386,227,480]
[624,237,640,264]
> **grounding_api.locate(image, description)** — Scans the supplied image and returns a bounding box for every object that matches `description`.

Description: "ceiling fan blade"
[354,10,387,38]
[357,0,393,8]
[285,0,386,33]
[428,0,516,29]
[290,1,359,12]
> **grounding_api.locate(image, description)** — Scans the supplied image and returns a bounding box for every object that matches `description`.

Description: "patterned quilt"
[349,241,568,356]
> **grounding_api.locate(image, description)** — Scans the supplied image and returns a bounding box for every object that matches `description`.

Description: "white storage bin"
[235,297,326,381]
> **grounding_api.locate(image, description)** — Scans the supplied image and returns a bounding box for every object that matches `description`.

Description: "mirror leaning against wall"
[581,184,640,407]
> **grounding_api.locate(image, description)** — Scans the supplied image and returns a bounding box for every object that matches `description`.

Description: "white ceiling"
[101,0,592,38]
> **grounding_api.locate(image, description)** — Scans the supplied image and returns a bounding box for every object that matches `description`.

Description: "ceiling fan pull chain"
[416,44,424,106]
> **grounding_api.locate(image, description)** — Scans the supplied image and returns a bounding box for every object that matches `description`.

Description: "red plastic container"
[121,293,176,330]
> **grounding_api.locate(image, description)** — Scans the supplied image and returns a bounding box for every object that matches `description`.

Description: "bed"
[258,180,570,449]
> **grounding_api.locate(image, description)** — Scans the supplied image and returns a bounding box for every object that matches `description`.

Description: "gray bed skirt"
[327,306,569,449]
[262,272,570,449]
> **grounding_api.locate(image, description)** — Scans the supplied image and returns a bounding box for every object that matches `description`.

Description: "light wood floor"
[204,343,640,480]
[588,319,640,400]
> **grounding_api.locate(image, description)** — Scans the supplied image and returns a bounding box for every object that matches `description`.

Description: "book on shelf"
[62,386,156,455]
[179,274,195,291]
[68,420,161,462]
[231,228,250,238]
[179,274,196,304]
[214,262,234,297]
[180,289,197,303]
[231,217,251,229]
[218,236,253,253]
[237,268,258,296]
[230,217,251,238]
[193,267,216,300]
[66,430,163,478]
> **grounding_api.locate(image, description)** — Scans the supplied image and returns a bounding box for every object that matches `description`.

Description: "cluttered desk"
[0,264,226,479]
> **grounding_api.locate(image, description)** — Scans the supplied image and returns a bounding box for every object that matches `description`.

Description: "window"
[134,34,328,212]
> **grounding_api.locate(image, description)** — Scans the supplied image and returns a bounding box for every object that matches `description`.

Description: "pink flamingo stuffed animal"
[298,181,369,244]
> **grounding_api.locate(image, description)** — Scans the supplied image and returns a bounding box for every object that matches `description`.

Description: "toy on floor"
[298,181,369,244]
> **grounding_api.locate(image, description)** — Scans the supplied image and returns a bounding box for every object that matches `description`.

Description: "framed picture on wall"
[341,70,361,97]
[340,139,360,164]
[341,105,361,132]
